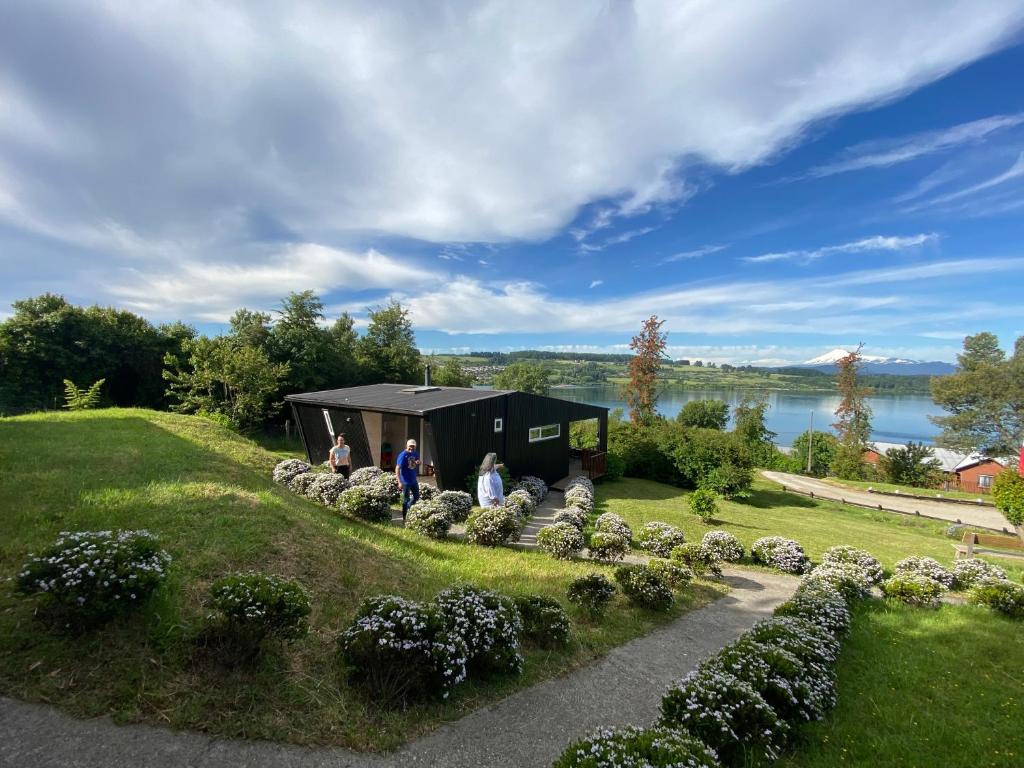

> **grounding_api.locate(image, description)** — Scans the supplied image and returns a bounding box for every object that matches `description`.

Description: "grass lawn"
[822,476,994,503]
[779,600,1024,768]
[0,409,725,751]
[597,477,1024,581]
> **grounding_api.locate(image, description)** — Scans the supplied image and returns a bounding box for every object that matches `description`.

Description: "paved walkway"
[761,471,1013,531]
[0,569,796,768]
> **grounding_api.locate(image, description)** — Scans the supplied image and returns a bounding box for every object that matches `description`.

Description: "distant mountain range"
[794,348,955,376]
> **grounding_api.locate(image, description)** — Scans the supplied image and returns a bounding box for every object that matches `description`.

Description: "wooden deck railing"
[581,449,607,479]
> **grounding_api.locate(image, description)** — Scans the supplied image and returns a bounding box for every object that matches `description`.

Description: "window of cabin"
[978,474,994,488]
[528,423,560,442]
[494,418,503,433]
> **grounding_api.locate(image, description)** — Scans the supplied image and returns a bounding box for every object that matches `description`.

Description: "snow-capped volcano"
[798,348,954,376]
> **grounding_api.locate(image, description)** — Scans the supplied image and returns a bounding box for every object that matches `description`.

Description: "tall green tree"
[879,442,942,488]
[622,315,667,425]
[229,309,272,351]
[432,358,474,387]
[732,395,778,467]
[676,399,729,430]
[830,346,873,479]
[790,430,838,477]
[494,361,549,395]
[931,332,1024,456]
[356,301,423,384]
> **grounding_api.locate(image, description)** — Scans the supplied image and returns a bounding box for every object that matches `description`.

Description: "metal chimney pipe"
[425,364,432,387]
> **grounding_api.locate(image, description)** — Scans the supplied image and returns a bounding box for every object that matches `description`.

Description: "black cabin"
[285,384,608,491]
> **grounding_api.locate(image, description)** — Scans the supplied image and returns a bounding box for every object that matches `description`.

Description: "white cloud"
[589,280,604,289]
[658,245,728,264]
[795,113,1024,179]
[742,233,938,264]
[917,151,1024,205]
[1,0,1022,254]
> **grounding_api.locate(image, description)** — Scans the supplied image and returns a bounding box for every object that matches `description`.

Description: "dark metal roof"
[284,384,510,415]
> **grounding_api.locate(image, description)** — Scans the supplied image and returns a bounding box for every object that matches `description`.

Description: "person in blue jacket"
[395,438,421,519]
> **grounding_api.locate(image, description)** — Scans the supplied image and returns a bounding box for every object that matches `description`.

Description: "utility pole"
[806,411,814,474]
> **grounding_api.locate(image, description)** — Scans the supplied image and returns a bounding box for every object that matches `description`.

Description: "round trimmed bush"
[513,595,570,648]
[670,542,722,578]
[564,475,595,495]
[553,725,721,768]
[337,595,468,703]
[688,488,718,522]
[894,556,955,589]
[594,512,632,544]
[821,545,884,585]
[418,483,438,501]
[348,466,385,486]
[272,458,310,485]
[751,536,811,574]
[513,475,548,504]
[434,585,523,677]
[206,572,310,647]
[745,616,841,669]
[288,471,321,496]
[776,581,851,637]
[15,529,171,625]
[802,563,873,602]
[614,564,673,611]
[537,522,585,560]
[553,508,587,529]
[881,572,945,607]
[304,473,350,506]
[701,530,744,563]
[567,573,615,617]
[647,558,693,590]
[588,531,629,562]
[506,488,537,518]
[968,577,1024,619]
[635,522,686,558]
[952,558,1007,589]
[660,667,788,765]
[405,500,453,540]
[369,473,402,504]
[436,490,473,523]
[564,486,595,514]
[337,485,392,522]
[466,505,521,546]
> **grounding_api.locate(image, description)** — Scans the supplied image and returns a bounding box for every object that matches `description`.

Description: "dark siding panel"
[292,404,372,468]
[427,397,508,491]
[504,392,572,485]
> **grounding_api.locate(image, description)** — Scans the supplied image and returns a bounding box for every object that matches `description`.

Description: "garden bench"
[954,530,1024,559]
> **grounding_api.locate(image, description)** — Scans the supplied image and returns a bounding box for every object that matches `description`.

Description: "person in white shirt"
[476,452,505,508]
[328,434,351,478]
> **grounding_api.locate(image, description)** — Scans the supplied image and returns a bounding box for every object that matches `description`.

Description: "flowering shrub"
[744,616,841,669]
[701,531,744,563]
[635,522,686,558]
[337,595,468,703]
[881,573,945,607]
[588,531,629,562]
[565,475,595,496]
[553,508,587,530]
[820,545,884,585]
[337,485,392,523]
[418,483,438,501]
[436,490,474,523]
[646,558,693,590]
[594,512,632,544]
[348,466,384,486]
[434,585,523,677]
[272,458,310,485]
[206,572,310,651]
[15,530,171,624]
[894,556,955,589]
[751,536,811,574]
[660,667,788,765]
[513,595,570,648]
[567,573,616,617]
[670,542,722,578]
[553,725,721,768]
[709,638,836,724]
[466,505,521,546]
[304,473,350,506]
[288,471,321,496]
[370,473,402,504]
[688,488,718,522]
[968,577,1024,619]
[952,558,1007,589]
[564,486,595,514]
[405,500,453,540]
[802,563,873,602]
[537,522,585,560]
[513,475,548,504]
[614,565,673,611]
[775,581,851,637]
[506,489,537,517]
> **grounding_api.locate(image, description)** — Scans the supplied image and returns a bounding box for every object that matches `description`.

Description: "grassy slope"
[597,477,1024,581]
[0,409,724,750]
[780,601,1024,768]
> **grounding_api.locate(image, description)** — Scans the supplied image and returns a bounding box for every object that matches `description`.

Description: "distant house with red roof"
[863,441,1013,494]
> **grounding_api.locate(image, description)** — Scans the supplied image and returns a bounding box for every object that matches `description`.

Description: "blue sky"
[3,1,1024,365]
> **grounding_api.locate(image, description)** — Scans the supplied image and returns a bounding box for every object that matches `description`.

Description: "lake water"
[548,385,942,446]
